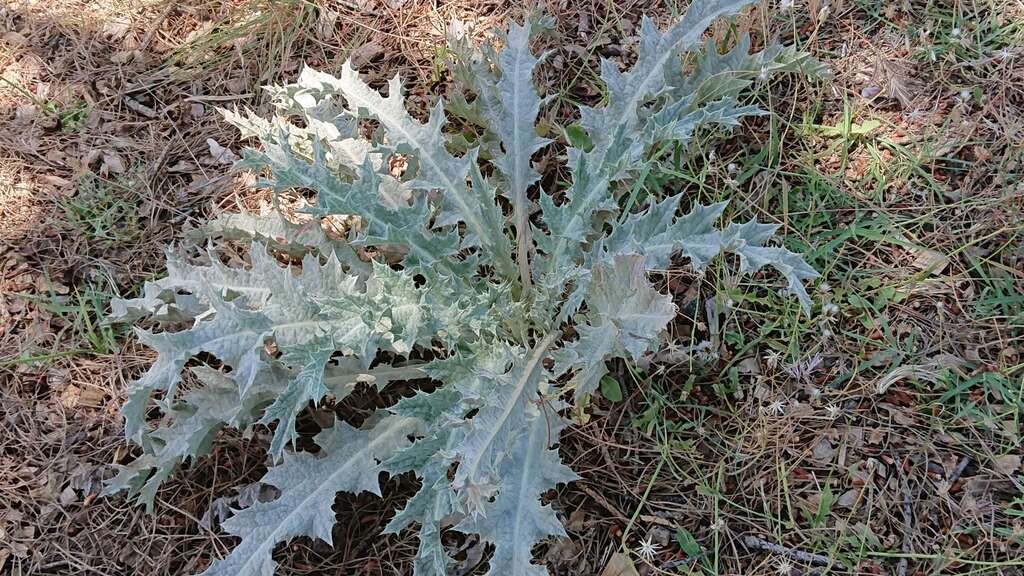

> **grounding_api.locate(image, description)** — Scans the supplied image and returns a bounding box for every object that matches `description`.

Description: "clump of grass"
[1,278,127,369]
[35,283,125,358]
[59,171,141,250]
[166,0,320,90]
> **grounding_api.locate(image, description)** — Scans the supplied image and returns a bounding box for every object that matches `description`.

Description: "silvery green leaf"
[109,280,203,324]
[252,263,440,457]
[121,245,423,445]
[456,406,577,576]
[490,21,550,286]
[557,255,675,399]
[226,107,463,277]
[105,365,289,510]
[188,207,348,261]
[679,219,819,311]
[385,454,458,576]
[673,200,731,237]
[198,415,420,576]
[542,98,759,276]
[540,0,756,276]
[450,333,556,508]
[423,340,521,402]
[551,322,616,399]
[379,341,526,575]
[111,246,270,325]
[241,136,460,276]
[595,194,683,269]
[309,63,517,280]
[223,101,372,179]
[735,245,819,309]
[259,344,334,458]
[111,239,364,327]
[564,199,729,331]
[594,199,729,270]
[587,255,676,359]
[671,34,829,105]
[444,21,504,157]
[121,296,270,441]
[323,358,427,399]
[644,96,765,148]
[265,66,362,120]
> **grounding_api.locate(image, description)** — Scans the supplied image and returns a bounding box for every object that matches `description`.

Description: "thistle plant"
[107,1,824,574]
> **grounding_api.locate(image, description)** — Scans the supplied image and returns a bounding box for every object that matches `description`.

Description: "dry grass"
[1,0,1022,575]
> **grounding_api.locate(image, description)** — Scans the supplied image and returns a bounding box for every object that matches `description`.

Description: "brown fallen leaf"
[909,247,950,274]
[101,151,126,175]
[836,488,861,508]
[59,486,77,506]
[600,552,639,576]
[874,55,916,109]
[544,537,578,564]
[993,454,1021,476]
[40,174,72,189]
[167,160,198,173]
[566,508,586,531]
[13,103,38,125]
[812,438,835,463]
[123,95,157,118]
[349,41,383,69]
[207,138,239,165]
[316,8,339,40]
[79,385,107,408]
[3,31,28,46]
[60,384,82,409]
[111,49,139,64]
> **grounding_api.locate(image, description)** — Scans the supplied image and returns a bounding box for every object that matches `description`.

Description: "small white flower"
[822,303,839,315]
[763,349,784,370]
[762,399,787,416]
[825,403,841,419]
[776,556,794,575]
[710,518,726,532]
[818,281,832,293]
[637,536,660,562]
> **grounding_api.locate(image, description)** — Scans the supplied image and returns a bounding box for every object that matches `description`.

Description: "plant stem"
[620,447,666,552]
[515,213,533,294]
